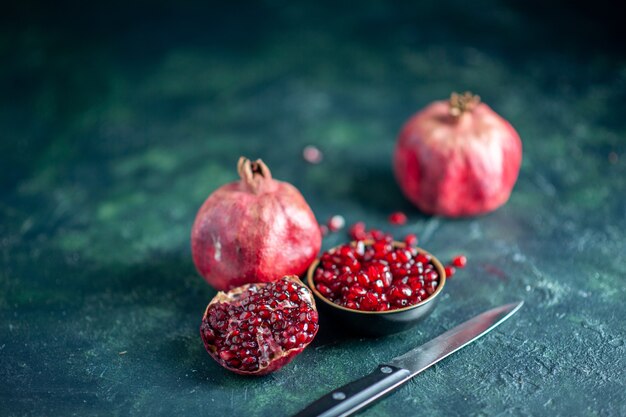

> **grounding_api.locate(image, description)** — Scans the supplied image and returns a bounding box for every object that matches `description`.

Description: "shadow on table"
[316,159,427,220]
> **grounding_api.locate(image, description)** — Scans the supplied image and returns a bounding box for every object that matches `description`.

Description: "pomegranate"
[394,92,522,217]
[191,157,322,291]
[313,236,443,312]
[200,276,319,375]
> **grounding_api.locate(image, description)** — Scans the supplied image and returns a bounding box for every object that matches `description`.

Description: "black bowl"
[306,241,446,337]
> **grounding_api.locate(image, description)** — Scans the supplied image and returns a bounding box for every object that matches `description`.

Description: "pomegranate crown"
[449,91,481,117]
[237,156,274,193]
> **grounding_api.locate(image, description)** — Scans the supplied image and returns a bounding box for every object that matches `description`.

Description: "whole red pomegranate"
[192,157,322,290]
[200,276,319,375]
[394,92,522,217]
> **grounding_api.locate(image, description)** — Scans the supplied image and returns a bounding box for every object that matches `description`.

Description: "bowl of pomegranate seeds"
[307,237,446,336]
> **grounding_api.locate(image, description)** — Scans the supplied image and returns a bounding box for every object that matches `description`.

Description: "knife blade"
[292,301,523,417]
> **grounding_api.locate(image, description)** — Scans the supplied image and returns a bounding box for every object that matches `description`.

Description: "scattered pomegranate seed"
[347,224,394,243]
[302,145,323,164]
[313,238,441,311]
[444,265,456,278]
[388,211,407,225]
[328,215,345,232]
[404,234,418,247]
[319,224,329,237]
[452,255,467,268]
[348,222,367,240]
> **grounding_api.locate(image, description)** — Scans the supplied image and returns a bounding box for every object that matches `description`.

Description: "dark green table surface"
[1,1,625,416]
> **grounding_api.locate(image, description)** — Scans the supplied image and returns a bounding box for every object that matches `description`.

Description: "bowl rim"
[306,240,446,315]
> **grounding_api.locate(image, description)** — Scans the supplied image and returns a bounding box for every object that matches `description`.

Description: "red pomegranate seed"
[452,255,467,268]
[356,272,370,287]
[404,234,418,247]
[369,229,393,241]
[328,215,345,232]
[302,145,323,164]
[388,211,407,225]
[444,265,456,278]
[415,253,430,265]
[371,279,385,294]
[407,277,423,291]
[348,222,367,240]
[319,224,329,237]
[360,292,380,311]
[312,238,442,312]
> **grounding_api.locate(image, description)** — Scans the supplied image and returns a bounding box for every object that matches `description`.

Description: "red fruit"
[394,92,522,217]
[388,211,407,225]
[191,157,322,291]
[312,239,442,311]
[200,276,319,375]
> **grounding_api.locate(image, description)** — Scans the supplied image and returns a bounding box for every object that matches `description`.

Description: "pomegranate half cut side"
[200,276,319,375]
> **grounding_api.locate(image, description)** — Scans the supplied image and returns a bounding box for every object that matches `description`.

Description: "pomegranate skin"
[192,157,322,291]
[394,93,522,217]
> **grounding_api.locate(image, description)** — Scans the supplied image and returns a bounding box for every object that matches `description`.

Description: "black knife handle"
[292,364,411,417]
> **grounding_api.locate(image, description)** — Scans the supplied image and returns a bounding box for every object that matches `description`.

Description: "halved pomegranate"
[200,276,319,375]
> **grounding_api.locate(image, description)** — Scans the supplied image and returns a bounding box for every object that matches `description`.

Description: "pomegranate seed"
[360,292,380,311]
[313,239,443,312]
[408,277,423,291]
[348,285,367,297]
[219,350,236,361]
[356,272,370,287]
[372,241,390,256]
[397,249,412,263]
[388,211,407,225]
[348,222,367,240]
[404,234,418,247]
[316,284,332,297]
[328,215,345,232]
[319,224,329,237]
[381,271,393,287]
[302,145,323,164]
[370,229,388,240]
[242,356,257,365]
[415,253,430,265]
[425,270,438,282]
[445,265,456,278]
[452,255,467,268]
[372,279,385,294]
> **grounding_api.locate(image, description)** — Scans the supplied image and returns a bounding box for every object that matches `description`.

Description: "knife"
[292,301,523,417]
